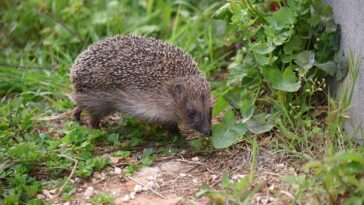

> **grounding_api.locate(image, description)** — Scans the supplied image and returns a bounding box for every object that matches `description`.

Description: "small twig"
[56,154,78,198]
[184,155,211,173]
[35,110,73,121]
[176,159,206,166]
[211,177,222,188]
[125,176,166,199]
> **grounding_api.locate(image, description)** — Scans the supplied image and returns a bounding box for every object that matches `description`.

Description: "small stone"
[147,176,155,181]
[110,157,119,164]
[146,181,155,189]
[49,189,57,194]
[129,191,136,200]
[37,194,45,199]
[75,177,81,183]
[94,172,102,179]
[121,195,130,202]
[237,174,246,179]
[179,173,186,177]
[192,178,198,183]
[114,167,122,174]
[84,186,94,198]
[63,202,70,205]
[268,184,275,191]
[133,185,143,193]
[191,156,199,161]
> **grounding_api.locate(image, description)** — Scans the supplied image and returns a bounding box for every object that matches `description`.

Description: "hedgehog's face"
[171,84,212,136]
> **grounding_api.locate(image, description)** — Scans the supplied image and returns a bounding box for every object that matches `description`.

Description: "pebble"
[133,185,143,193]
[145,181,155,189]
[121,195,130,202]
[110,157,119,164]
[36,194,45,200]
[179,173,186,177]
[129,191,136,200]
[114,167,122,174]
[84,186,94,198]
[191,156,199,161]
[63,202,70,205]
[147,176,155,181]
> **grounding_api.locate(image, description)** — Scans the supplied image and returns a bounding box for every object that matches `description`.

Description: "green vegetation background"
[0,0,363,204]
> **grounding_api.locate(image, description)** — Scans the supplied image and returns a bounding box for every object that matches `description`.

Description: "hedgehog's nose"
[201,127,212,136]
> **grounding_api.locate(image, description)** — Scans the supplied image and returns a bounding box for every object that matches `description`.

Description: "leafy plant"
[211,0,344,148]
[191,171,260,205]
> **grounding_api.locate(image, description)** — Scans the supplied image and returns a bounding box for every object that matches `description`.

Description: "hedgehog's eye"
[187,109,196,118]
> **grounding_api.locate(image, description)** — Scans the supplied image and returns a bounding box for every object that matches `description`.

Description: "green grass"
[1,0,364,204]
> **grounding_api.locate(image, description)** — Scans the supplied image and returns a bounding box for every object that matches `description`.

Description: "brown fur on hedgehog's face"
[171,83,212,136]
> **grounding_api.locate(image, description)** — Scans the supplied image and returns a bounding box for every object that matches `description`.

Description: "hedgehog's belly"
[115,94,177,124]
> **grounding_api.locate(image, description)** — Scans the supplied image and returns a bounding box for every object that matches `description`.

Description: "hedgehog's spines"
[70,35,212,135]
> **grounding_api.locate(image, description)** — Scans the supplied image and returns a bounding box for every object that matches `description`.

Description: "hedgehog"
[70,35,212,136]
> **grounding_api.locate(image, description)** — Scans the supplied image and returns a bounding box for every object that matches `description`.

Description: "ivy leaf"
[223,109,235,126]
[284,35,305,54]
[263,67,301,92]
[315,61,337,76]
[240,89,255,122]
[212,123,246,149]
[247,113,274,134]
[251,41,275,54]
[254,53,278,66]
[213,95,229,116]
[295,50,315,71]
[227,65,249,86]
[267,8,296,30]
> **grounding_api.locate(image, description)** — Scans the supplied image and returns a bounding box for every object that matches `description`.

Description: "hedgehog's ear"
[171,83,183,100]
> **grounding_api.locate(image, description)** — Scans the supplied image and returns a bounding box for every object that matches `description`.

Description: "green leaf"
[240,89,255,122]
[284,35,305,54]
[223,109,235,126]
[267,8,296,30]
[212,123,246,149]
[113,150,131,159]
[254,53,278,66]
[251,42,275,54]
[8,143,42,162]
[213,3,231,19]
[315,61,337,76]
[247,113,274,134]
[213,95,228,116]
[227,65,249,86]
[295,50,315,71]
[263,67,301,92]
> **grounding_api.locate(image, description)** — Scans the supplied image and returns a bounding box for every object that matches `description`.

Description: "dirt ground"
[39,147,297,205]
[37,114,299,205]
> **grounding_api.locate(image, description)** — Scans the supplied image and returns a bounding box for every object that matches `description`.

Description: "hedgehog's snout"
[199,126,212,136]
[192,120,212,136]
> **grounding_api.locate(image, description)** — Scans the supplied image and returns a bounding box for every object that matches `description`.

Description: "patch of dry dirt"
[39,114,298,204]
[41,147,297,205]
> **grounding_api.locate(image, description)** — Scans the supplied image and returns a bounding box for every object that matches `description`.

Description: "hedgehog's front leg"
[162,122,180,135]
[72,107,83,122]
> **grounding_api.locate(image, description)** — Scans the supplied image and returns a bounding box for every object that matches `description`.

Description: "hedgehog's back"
[70,35,200,93]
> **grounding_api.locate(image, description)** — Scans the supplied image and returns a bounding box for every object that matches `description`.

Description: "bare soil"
[40,148,297,205]
[39,114,299,205]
